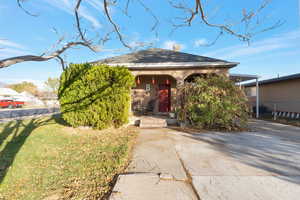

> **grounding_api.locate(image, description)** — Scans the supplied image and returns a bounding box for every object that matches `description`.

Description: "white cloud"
[162,40,185,50]
[0,49,30,59]
[86,0,104,12]
[44,0,101,28]
[43,0,73,14]
[79,6,102,28]
[194,38,208,47]
[205,29,300,59]
[0,39,30,59]
[0,39,26,49]
[125,32,159,49]
[86,0,114,14]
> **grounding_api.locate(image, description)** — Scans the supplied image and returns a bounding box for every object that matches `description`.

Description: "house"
[95,48,255,114]
[39,91,59,107]
[244,73,300,113]
[0,88,22,99]
[0,88,46,106]
[17,91,44,106]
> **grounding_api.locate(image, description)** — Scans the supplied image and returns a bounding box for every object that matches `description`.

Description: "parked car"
[0,99,25,109]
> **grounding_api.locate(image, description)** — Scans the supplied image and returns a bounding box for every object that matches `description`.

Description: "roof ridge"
[91,48,238,69]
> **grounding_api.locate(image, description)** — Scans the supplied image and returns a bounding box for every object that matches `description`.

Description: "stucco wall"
[247,78,300,113]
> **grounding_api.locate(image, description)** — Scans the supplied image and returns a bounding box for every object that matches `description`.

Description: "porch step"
[139,117,167,128]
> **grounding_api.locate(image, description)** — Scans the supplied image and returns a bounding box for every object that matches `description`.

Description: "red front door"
[159,84,171,112]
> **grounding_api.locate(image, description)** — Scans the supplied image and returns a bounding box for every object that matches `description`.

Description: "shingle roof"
[93,48,238,69]
[243,73,300,87]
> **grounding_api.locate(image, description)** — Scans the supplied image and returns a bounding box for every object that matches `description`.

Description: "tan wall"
[247,79,300,113]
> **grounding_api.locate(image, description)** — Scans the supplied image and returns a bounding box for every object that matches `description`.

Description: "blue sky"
[0,0,299,88]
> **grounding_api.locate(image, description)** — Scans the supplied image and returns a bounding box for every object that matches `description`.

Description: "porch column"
[175,77,184,120]
[129,88,132,114]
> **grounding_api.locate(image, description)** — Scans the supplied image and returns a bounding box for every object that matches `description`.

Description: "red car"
[0,99,24,109]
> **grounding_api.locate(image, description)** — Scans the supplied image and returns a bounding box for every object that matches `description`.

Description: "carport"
[230,73,260,118]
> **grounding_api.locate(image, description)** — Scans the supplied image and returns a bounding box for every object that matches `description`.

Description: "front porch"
[130,71,228,115]
[130,72,228,115]
[131,75,177,114]
[131,73,260,118]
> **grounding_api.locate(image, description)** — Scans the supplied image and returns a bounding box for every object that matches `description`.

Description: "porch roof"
[93,48,239,69]
[230,73,259,83]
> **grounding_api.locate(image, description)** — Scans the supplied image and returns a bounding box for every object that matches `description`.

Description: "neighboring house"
[94,48,247,114]
[17,91,44,106]
[39,91,59,107]
[0,88,46,106]
[0,82,6,88]
[0,88,22,99]
[244,73,300,113]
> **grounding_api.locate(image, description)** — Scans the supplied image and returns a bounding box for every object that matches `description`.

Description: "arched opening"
[132,75,177,114]
[184,73,217,82]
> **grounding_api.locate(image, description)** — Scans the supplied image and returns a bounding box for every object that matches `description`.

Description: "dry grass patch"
[0,115,137,200]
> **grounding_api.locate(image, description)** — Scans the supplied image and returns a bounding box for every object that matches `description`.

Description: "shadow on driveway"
[180,120,300,184]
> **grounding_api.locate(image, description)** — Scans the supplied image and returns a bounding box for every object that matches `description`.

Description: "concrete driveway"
[110,120,300,200]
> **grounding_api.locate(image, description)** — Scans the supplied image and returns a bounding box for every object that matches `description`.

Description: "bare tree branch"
[103,0,131,49]
[0,42,89,68]
[169,0,283,43]
[1,0,282,69]
[125,0,131,15]
[56,55,65,71]
[74,0,96,52]
[1,0,100,69]
[201,31,223,47]
[17,0,38,16]
[192,0,251,41]
[136,0,159,32]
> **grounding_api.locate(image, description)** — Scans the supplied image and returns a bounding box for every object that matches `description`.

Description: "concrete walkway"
[110,120,300,200]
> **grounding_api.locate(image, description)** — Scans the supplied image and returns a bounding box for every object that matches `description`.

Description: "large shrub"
[177,75,249,130]
[58,63,135,129]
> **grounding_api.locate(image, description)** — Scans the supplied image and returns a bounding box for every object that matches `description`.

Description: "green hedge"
[58,63,135,130]
[177,75,250,130]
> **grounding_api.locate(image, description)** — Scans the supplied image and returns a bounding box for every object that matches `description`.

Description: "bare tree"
[0,0,283,69]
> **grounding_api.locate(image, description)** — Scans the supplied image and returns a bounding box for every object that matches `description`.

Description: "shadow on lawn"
[181,122,300,185]
[0,116,57,184]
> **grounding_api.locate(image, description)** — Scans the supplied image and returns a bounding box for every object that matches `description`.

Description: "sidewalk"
[109,124,300,200]
[110,128,199,200]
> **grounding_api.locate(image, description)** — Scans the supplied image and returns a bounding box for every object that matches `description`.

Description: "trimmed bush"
[177,75,250,130]
[58,63,135,130]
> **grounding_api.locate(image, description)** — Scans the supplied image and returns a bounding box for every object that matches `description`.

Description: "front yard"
[0,115,137,200]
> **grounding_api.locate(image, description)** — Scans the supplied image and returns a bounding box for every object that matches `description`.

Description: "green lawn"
[0,115,137,200]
